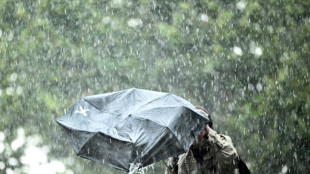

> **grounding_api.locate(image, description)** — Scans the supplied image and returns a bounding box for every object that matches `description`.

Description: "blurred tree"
[0,0,309,173]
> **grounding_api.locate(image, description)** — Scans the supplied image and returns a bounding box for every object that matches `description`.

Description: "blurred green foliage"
[0,0,309,173]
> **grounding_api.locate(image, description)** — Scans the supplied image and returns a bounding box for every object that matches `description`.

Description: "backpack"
[238,157,251,174]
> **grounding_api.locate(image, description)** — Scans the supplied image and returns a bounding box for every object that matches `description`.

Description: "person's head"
[195,106,212,128]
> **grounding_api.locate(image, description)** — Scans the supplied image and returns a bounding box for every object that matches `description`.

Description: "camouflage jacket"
[165,129,239,174]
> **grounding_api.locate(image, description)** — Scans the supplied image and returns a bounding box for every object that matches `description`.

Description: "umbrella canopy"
[56,88,210,172]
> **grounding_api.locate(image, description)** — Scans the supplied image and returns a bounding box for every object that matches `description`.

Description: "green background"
[1,0,309,173]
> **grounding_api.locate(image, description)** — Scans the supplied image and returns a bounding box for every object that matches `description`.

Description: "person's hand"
[206,124,210,132]
[192,124,209,146]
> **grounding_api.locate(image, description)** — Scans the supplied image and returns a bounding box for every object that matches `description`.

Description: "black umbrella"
[56,88,210,172]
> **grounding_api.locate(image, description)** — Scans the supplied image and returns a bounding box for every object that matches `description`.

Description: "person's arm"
[164,158,174,174]
[206,125,239,170]
[164,158,178,174]
[177,151,201,174]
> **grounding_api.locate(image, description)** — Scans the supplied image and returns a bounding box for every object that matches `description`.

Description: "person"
[165,106,250,174]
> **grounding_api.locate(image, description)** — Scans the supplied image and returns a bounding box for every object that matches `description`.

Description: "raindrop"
[16,86,23,95]
[233,46,243,56]
[65,169,75,174]
[9,73,18,82]
[255,47,263,56]
[112,0,124,7]
[50,160,66,173]
[8,158,18,166]
[11,133,25,151]
[127,18,143,28]
[236,1,246,11]
[281,165,288,173]
[111,128,118,135]
[267,26,274,33]
[256,83,263,92]
[102,16,111,24]
[5,87,14,96]
[247,83,254,91]
[0,29,2,38]
[200,14,209,22]
[0,141,4,153]
[7,31,14,41]
[0,132,5,141]
[0,162,5,170]
[6,168,14,174]
[197,119,200,124]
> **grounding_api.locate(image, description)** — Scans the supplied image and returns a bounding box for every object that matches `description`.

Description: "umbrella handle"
[162,160,177,174]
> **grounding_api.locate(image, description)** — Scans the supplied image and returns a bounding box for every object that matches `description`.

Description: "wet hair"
[195,106,213,128]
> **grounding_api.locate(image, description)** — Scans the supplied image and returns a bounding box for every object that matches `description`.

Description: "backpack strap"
[172,156,179,173]
[238,157,251,174]
[162,156,179,174]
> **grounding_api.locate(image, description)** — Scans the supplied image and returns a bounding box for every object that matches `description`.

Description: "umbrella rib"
[129,114,167,128]
[82,98,101,110]
[57,123,97,153]
[131,93,172,113]
[129,114,185,149]
[140,127,186,166]
[76,131,133,156]
[164,123,187,151]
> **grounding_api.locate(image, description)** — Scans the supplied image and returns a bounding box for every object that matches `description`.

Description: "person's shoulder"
[218,134,233,143]
[177,150,195,164]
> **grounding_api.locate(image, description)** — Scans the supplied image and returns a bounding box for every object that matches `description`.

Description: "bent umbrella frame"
[56,88,210,172]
